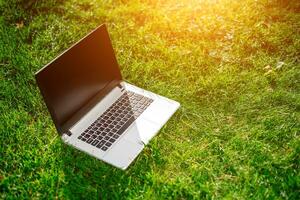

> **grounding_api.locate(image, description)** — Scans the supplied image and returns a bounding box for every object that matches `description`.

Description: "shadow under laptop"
[58,146,163,198]
[58,130,166,198]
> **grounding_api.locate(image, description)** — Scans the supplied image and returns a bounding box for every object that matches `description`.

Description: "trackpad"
[123,118,161,145]
[103,139,144,170]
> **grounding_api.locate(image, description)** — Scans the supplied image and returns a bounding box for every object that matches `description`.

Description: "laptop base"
[62,82,180,169]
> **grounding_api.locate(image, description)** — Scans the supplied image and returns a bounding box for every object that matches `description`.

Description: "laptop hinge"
[117,83,125,92]
[117,83,122,88]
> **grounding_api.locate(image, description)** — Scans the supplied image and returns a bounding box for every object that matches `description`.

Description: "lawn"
[0,0,299,199]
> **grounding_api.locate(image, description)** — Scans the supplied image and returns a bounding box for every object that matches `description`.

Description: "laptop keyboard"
[77,91,153,152]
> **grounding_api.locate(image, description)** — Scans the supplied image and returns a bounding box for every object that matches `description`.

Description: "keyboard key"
[97,136,103,140]
[108,132,113,137]
[138,108,144,113]
[116,125,121,129]
[87,138,93,144]
[111,109,117,113]
[91,140,99,146]
[88,130,95,134]
[101,146,108,151]
[96,131,102,135]
[108,124,114,129]
[135,96,142,101]
[109,138,116,143]
[106,142,112,147]
[96,140,105,148]
[125,114,132,119]
[102,123,108,128]
[112,134,119,139]
[111,128,118,133]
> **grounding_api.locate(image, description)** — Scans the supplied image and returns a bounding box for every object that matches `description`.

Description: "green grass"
[1,0,300,199]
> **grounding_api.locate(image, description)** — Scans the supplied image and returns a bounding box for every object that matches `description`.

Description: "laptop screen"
[35,25,122,133]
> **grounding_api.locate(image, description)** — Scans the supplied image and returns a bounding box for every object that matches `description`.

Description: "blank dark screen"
[36,25,122,129]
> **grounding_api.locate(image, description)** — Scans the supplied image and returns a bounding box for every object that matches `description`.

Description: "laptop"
[35,24,180,170]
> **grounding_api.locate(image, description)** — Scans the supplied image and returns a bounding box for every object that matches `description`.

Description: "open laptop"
[35,24,180,170]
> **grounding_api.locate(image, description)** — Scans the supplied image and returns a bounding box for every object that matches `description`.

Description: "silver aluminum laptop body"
[35,24,180,170]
